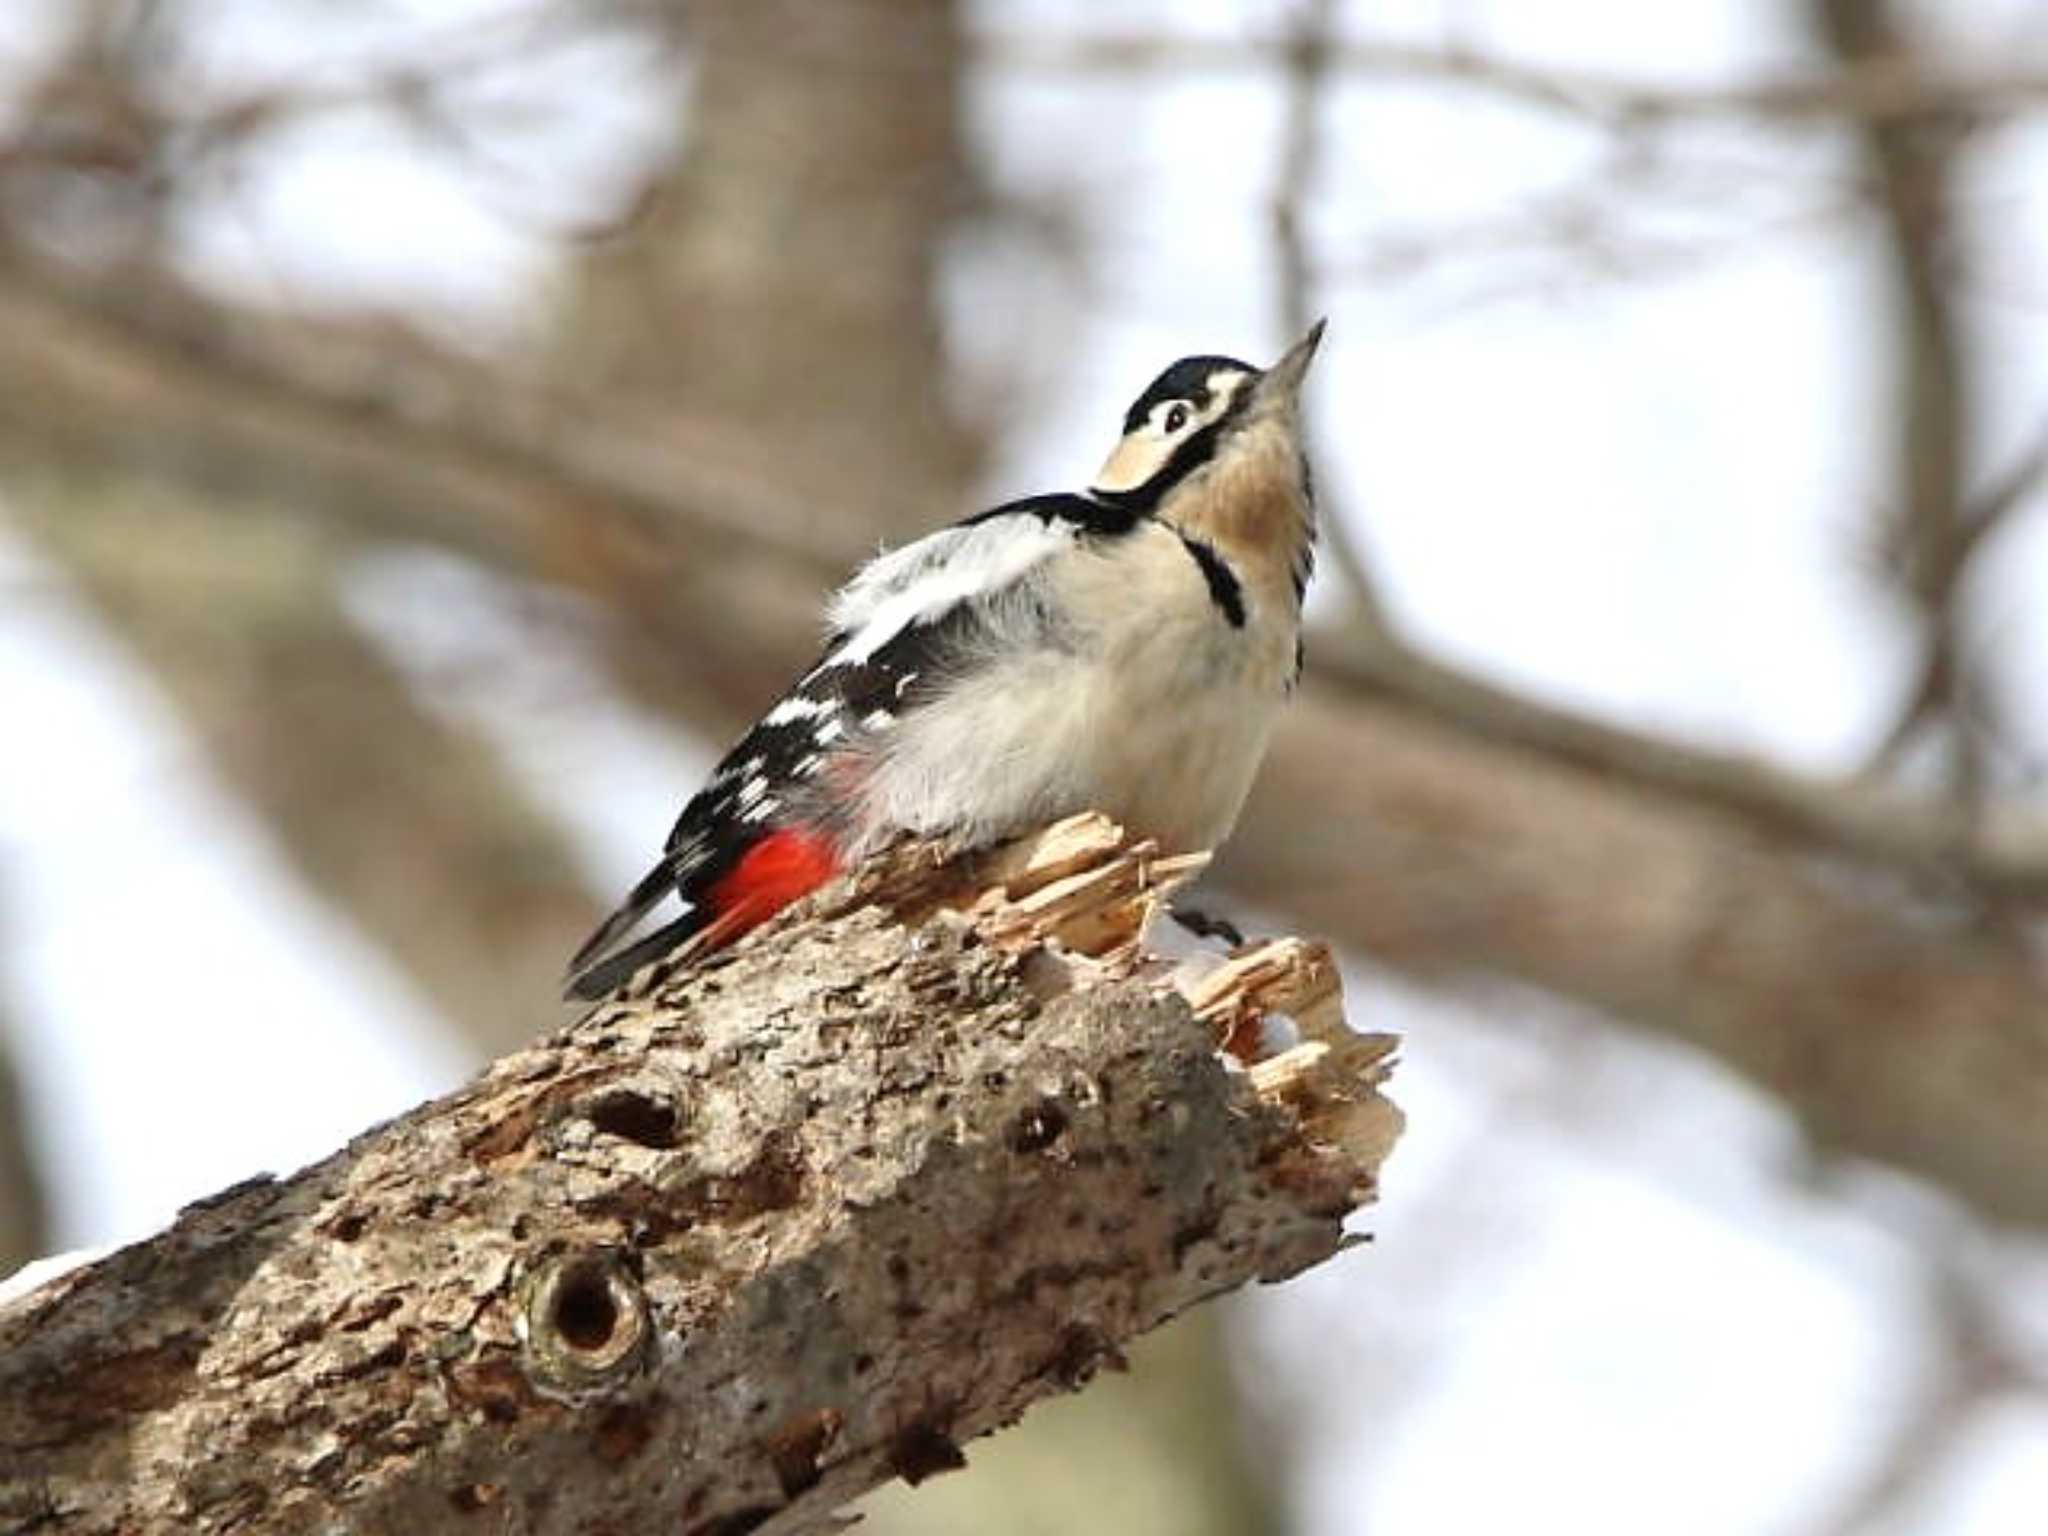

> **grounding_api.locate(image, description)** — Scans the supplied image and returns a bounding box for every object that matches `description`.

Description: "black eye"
[1164,403,1191,432]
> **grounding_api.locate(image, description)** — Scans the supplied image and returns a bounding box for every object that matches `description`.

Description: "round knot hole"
[553,1266,621,1352]
[520,1250,652,1399]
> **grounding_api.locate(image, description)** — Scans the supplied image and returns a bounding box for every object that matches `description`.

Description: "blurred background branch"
[982,28,2048,124]
[5,1,2048,1531]
[0,1024,50,1278]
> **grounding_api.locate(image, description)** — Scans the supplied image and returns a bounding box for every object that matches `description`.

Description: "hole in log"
[554,1267,620,1351]
[587,1090,682,1149]
[519,1250,651,1395]
[1008,1097,1069,1154]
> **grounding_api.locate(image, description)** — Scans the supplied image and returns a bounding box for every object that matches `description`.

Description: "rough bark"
[0,818,1398,1535]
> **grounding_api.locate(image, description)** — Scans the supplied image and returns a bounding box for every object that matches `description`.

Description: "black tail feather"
[563,860,705,1000]
[563,911,705,1001]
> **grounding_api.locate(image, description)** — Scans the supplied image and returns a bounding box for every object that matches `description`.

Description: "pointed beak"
[1254,318,1326,409]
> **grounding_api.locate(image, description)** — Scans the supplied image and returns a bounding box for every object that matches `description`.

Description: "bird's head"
[1090,322,1324,597]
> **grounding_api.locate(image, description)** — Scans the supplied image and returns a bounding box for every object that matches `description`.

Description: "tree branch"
[1818,0,1982,808]
[1807,1235,2031,1536]
[0,1032,50,1280]
[979,31,2048,128]
[0,881,50,1277]
[1269,0,1391,630]
[13,476,601,1060]
[1225,687,2048,1227]
[0,245,835,722]
[0,246,835,576]
[0,817,1398,1535]
[1309,621,2048,898]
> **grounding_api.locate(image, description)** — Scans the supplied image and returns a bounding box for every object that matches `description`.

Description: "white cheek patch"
[1194,374,1253,434]
[1091,374,1250,496]
[1092,432,1176,493]
[1203,370,1251,416]
[761,694,829,726]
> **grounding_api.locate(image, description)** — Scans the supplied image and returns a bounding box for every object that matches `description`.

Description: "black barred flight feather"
[562,494,1132,1000]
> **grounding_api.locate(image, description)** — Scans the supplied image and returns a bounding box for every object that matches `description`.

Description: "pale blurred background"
[4,0,2048,1531]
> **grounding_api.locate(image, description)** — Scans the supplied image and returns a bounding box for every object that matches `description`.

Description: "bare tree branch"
[1806,1211,2047,1536]
[11,476,599,1059]
[0,246,837,576]
[558,0,985,553]
[1310,621,2048,897]
[0,818,1398,1536]
[0,1024,50,1279]
[1863,418,2048,778]
[980,32,2048,128]
[0,873,49,1278]
[0,247,835,728]
[1270,0,1391,638]
[1816,0,2048,802]
[22,10,2045,199]
[1225,685,2048,1227]
[1819,0,1990,814]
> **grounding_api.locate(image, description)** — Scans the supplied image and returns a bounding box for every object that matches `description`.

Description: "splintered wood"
[839,811,1403,1178]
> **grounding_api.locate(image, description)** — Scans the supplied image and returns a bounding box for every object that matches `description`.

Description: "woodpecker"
[565,322,1325,1000]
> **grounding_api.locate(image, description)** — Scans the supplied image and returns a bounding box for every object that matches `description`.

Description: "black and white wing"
[563,493,1130,999]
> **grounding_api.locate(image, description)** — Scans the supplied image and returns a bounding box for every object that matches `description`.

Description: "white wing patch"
[822,514,1078,668]
[761,694,830,725]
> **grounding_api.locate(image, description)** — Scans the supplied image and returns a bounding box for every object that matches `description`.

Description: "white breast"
[850,524,1294,855]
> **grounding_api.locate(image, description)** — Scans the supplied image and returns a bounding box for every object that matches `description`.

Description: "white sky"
[4,1,2048,1531]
